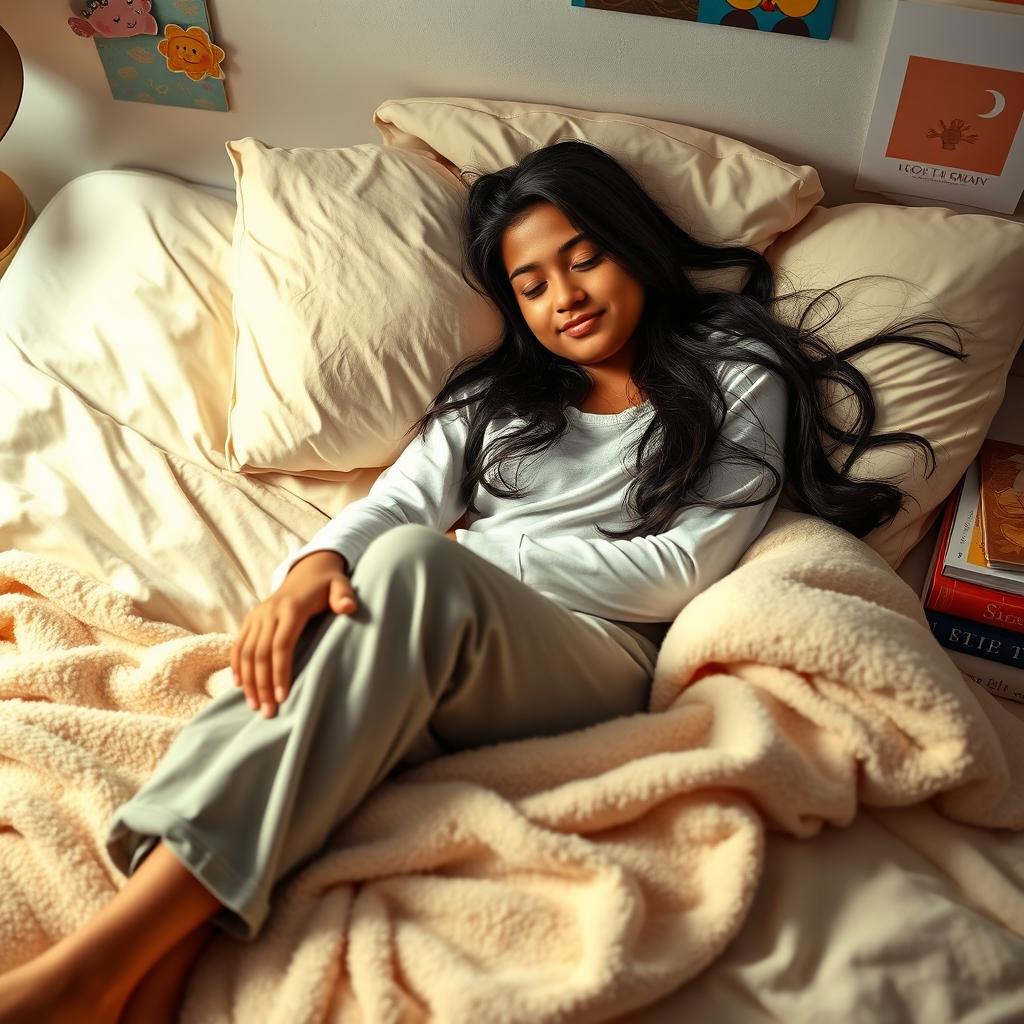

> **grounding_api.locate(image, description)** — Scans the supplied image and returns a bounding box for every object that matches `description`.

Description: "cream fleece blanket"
[2,507,1024,1023]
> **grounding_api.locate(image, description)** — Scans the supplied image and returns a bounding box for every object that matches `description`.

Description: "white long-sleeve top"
[270,341,788,623]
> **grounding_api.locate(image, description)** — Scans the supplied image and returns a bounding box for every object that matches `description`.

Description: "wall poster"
[570,0,839,40]
[69,0,229,112]
[857,0,1024,214]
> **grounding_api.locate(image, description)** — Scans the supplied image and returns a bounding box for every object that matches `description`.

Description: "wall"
[2,0,1020,223]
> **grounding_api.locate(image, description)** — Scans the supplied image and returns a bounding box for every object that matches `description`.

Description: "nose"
[554,275,587,313]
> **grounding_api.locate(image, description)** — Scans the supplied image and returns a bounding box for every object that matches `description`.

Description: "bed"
[3,96,1024,1023]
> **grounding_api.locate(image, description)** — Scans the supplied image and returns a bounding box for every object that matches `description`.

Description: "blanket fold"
[2,507,1023,1023]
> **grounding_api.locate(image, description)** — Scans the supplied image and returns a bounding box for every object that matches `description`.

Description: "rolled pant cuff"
[105,801,268,942]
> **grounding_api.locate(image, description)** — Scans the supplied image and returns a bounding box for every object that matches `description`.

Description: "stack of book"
[923,437,1024,704]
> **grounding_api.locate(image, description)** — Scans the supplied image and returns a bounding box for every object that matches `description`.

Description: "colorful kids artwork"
[85,0,228,110]
[157,24,225,81]
[69,0,158,39]
[570,0,838,40]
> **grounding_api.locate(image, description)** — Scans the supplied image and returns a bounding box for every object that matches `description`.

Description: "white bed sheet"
[2,168,1023,1023]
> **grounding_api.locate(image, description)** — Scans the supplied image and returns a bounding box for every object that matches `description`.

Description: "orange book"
[926,475,1024,629]
[943,459,1024,594]
[978,438,1024,570]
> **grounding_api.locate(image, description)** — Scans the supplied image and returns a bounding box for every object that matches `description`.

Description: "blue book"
[925,608,1024,670]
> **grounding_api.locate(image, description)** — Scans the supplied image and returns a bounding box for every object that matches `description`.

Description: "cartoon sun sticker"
[157,24,225,81]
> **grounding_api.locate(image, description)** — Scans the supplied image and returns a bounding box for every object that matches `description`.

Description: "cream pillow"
[766,202,1024,570]
[224,138,503,475]
[227,105,825,477]
[372,95,824,254]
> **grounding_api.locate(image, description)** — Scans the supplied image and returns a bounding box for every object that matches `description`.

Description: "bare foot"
[0,841,224,1023]
[0,952,127,1023]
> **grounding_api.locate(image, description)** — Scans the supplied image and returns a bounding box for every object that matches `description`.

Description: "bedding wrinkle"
[0,326,327,634]
[4,162,1024,1022]
[2,508,1024,1021]
[1,169,239,473]
[160,451,254,596]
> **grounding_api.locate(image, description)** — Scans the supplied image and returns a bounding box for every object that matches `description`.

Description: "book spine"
[940,647,1024,705]
[930,575,1024,628]
[923,482,959,605]
[925,609,1024,669]
[942,460,980,574]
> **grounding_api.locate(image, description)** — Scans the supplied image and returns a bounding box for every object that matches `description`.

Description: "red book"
[925,476,1024,632]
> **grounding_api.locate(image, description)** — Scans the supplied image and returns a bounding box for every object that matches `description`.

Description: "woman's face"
[500,202,645,375]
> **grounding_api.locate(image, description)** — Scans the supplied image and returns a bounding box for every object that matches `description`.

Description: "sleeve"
[454,361,788,623]
[267,403,469,594]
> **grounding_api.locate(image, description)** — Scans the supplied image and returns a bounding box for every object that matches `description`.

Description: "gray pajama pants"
[104,524,668,942]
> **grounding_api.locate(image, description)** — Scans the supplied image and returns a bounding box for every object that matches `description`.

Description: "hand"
[231,550,355,718]
[445,513,469,542]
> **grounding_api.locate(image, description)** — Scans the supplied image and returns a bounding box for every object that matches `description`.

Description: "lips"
[561,311,603,332]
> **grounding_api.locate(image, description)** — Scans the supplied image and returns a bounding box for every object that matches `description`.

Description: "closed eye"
[522,255,602,299]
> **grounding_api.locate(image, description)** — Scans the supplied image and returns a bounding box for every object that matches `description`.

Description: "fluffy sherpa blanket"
[2,507,1024,1023]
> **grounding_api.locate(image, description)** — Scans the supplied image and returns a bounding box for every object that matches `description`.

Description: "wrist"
[294,549,350,575]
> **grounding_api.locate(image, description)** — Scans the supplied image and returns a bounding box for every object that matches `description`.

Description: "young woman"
[0,140,964,1022]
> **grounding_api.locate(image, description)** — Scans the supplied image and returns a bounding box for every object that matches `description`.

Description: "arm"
[445,514,469,542]
[454,362,788,623]
[269,400,471,593]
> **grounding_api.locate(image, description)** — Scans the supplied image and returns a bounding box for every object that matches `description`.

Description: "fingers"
[233,610,278,717]
[230,617,245,694]
[233,615,258,712]
[231,583,360,720]
[331,578,357,615]
[270,605,299,706]
[253,613,276,717]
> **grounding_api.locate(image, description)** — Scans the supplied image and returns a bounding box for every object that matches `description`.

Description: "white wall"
[3,0,1020,223]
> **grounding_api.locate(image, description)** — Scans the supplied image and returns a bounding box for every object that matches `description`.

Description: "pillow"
[226,104,824,478]
[0,169,237,470]
[372,95,825,254]
[765,202,1024,569]
[224,138,503,476]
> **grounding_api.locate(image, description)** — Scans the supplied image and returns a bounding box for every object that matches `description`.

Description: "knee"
[356,523,451,578]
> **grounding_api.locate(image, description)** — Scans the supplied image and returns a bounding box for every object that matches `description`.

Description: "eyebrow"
[508,232,588,282]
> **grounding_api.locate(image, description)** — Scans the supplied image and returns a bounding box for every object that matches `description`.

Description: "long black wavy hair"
[407,139,967,541]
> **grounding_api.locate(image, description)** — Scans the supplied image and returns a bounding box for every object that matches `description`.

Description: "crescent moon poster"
[857,0,1024,214]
